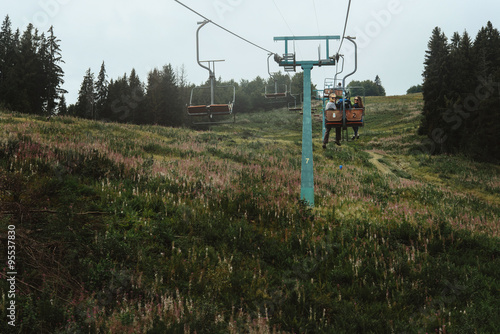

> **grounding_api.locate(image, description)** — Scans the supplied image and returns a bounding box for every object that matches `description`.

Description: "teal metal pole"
[301,63,314,206]
[273,35,341,207]
[322,96,326,139]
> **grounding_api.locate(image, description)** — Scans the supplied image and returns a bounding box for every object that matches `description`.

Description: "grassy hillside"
[1,94,499,333]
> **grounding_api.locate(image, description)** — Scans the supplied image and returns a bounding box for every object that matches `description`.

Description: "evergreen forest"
[420,21,500,163]
[0,16,65,116]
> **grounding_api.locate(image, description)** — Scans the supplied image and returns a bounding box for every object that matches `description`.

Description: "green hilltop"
[1,94,499,333]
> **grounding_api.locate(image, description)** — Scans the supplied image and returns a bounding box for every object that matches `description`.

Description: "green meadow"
[1,93,499,333]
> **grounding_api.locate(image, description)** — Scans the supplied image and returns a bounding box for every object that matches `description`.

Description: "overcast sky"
[3,0,500,104]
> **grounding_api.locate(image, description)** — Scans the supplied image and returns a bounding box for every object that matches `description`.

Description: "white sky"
[3,0,500,104]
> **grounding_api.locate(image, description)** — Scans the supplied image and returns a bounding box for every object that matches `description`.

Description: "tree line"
[0,16,66,115]
[67,63,187,127]
[67,65,317,127]
[66,64,308,127]
[2,15,392,128]
[420,21,500,162]
[348,75,386,96]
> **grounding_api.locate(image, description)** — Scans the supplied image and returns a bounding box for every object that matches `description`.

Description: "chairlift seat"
[187,105,209,116]
[335,89,343,96]
[208,104,233,115]
[265,92,287,99]
[346,107,364,126]
[325,109,343,126]
[323,89,334,98]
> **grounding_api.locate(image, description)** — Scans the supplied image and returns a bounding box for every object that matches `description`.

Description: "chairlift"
[186,20,235,125]
[288,93,303,111]
[265,84,288,99]
[323,38,366,140]
[323,78,335,99]
[265,53,288,99]
[323,54,345,98]
[324,86,365,129]
[287,77,302,111]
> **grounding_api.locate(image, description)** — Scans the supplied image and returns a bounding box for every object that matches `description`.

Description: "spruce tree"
[144,65,182,126]
[17,23,40,113]
[58,93,68,115]
[374,75,386,96]
[128,68,145,124]
[145,68,163,125]
[470,22,500,161]
[75,68,95,119]
[0,16,15,109]
[106,74,130,122]
[94,61,108,120]
[420,26,450,142]
[160,64,182,127]
[45,26,66,116]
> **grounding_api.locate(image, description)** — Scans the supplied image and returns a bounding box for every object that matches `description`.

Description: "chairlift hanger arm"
[196,20,213,76]
[342,37,357,88]
[267,53,276,78]
[334,54,345,83]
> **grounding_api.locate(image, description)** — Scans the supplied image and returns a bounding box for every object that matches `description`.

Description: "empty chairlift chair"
[265,53,288,100]
[187,83,235,124]
[186,20,235,125]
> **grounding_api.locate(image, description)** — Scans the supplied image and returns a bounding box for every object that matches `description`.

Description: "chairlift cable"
[272,0,295,37]
[311,0,321,35]
[337,0,352,54]
[272,0,299,59]
[174,0,275,55]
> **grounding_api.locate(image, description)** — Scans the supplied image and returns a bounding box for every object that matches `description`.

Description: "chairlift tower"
[274,35,340,207]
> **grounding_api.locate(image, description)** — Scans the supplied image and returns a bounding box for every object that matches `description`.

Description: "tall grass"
[0,95,499,333]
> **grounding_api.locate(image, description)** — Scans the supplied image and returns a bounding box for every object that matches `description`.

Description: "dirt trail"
[366,151,395,177]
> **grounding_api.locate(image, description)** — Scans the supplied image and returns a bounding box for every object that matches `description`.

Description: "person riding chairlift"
[352,96,364,139]
[323,93,342,148]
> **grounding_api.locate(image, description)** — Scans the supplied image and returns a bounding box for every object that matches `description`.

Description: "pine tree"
[58,93,68,115]
[16,23,40,113]
[474,22,500,77]
[420,27,450,139]
[374,75,386,96]
[0,16,15,109]
[44,26,66,116]
[442,31,474,153]
[145,68,163,125]
[75,68,95,119]
[94,61,108,120]
[106,74,130,122]
[128,68,145,124]
[470,22,500,161]
[144,65,182,126]
[161,64,182,127]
